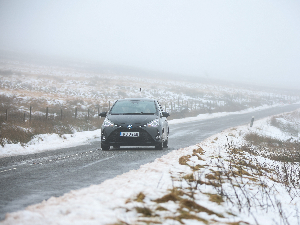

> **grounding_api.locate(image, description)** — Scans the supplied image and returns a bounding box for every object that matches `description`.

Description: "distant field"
[0,58,299,145]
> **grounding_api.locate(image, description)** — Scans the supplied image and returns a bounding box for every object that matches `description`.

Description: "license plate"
[120,132,139,137]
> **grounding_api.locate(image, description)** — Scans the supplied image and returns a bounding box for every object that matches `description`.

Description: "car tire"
[101,143,110,151]
[155,142,163,150]
[163,139,168,148]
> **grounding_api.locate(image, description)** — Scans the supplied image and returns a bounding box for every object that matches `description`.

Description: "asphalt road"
[0,104,299,220]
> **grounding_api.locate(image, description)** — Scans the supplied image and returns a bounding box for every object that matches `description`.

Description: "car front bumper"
[101,127,162,146]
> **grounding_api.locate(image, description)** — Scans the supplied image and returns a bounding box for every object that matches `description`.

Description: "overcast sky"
[0,0,300,89]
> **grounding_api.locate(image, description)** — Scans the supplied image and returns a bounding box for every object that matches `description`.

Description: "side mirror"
[162,112,170,118]
[99,112,107,117]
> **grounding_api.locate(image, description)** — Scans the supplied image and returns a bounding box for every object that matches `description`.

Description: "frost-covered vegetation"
[0,58,299,146]
[113,109,300,224]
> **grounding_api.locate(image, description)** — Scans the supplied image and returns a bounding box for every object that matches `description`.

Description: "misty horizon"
[1,0,300,90]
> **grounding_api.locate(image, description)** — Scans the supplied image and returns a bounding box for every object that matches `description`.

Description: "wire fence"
[1,94,298,123]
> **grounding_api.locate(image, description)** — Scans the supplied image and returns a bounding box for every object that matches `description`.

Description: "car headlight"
[103,118,114,127]
[147,119,159,127]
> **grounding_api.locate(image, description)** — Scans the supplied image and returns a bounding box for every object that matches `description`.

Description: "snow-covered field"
[1,58,299,117]
[1,108,300,225]
[1,57,300,149]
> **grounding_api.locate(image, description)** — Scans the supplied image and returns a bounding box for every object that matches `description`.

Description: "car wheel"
[155,142,163,150]
[101,143,110,151]
[163,139,168,148]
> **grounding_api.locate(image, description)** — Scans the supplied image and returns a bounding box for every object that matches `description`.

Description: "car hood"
[107,114,158,126]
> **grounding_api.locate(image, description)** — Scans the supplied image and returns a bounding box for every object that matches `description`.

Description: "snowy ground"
[1,58,299,119]
[2,58,300,152]
[1,107,300,224]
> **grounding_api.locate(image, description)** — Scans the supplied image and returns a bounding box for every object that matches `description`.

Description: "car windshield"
[110,100,157,115]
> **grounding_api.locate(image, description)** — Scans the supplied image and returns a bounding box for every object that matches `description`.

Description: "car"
[99,98,170,150]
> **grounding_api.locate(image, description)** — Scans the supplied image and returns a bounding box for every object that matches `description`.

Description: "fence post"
[75,107,77,119]
[46,107,48,120]
[6,109,8,121]
[61,109,63,120]
[24,112,26,122]
[30,106,32,121]
[98,107,100,118]
[250,116,254,127]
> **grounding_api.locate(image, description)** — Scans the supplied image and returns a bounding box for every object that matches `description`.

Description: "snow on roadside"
[1,146,195,225]
[0,103,292,158]
[1,109,300,224]
[168,103,284,124]
[0,130,101,158]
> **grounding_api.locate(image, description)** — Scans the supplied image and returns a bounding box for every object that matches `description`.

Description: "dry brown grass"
[120,139,299,224]
[244,133,300,162]
[134,207,153,217]
[153,192,180,203]
[134,192,146,203]
[0,115,104,146]
[178,155,191,165]
[207,193,224,205]
[166,211,208,225]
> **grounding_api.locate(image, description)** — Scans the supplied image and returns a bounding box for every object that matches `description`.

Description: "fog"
[0,0,300,89]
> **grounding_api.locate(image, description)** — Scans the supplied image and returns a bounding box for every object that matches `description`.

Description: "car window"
[110,100,157,114]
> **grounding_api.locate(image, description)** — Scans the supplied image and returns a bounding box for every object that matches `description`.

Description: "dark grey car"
[99,98,169,150]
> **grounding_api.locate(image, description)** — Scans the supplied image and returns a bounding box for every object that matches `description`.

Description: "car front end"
[100,98,169,150]
[101,115,163,148]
